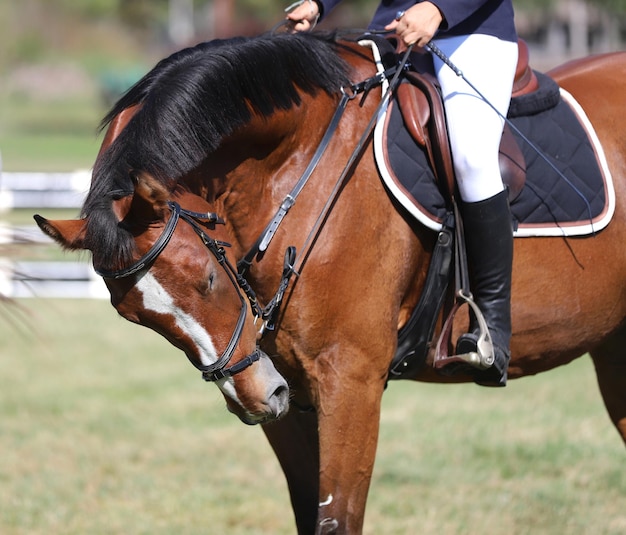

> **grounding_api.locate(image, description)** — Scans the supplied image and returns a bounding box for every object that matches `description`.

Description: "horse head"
[35,173,289,425]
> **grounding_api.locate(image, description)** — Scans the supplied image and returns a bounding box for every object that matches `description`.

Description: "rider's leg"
[456,190,513,386]
[432,34,518,386]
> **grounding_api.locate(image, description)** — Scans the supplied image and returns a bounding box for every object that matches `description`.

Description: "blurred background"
[0,0,624,173]
[0,0,622,180]
[1,4,625,533]
[0,1,624,299]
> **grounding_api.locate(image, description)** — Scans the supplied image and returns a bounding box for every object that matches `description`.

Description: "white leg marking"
[319,494,333,507]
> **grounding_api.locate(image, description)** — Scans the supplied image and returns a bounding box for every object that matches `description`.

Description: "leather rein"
[94,53,406,382]
[237,48,411,336]
[94,201,263,382]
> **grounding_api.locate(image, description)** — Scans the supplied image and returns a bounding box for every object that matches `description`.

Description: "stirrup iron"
[434,289,495,371]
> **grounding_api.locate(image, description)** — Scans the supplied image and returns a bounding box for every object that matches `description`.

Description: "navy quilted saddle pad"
[374,72,615,237]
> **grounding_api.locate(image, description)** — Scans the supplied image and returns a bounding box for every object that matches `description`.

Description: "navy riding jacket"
[315,0,517,42]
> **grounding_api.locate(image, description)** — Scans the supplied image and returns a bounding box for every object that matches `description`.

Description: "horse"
[35,32,626,534]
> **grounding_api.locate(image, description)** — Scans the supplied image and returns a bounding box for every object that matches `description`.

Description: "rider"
[287,0,517,387]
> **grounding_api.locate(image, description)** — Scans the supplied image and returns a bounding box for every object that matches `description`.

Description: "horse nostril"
[268,383,290,416]
[273,384,289,403]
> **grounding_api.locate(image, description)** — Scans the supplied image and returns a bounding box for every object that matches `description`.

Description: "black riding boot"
[456,189,513,387]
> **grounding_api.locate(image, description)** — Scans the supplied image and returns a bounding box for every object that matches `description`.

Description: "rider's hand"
[385,2,444,49]
[286,0,320,32]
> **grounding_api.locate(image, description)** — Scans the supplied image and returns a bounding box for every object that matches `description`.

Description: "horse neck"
[189,42,383,270]
[195,92,340,272]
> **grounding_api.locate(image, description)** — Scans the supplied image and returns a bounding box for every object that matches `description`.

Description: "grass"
[2,209,81,227]
[0,133,102,172]
[0,93,104,172]
[0,299,292,535]
[0,299,624,534]
[369,373,626,534]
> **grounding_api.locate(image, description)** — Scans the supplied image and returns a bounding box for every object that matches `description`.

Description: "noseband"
[94,201,263,382]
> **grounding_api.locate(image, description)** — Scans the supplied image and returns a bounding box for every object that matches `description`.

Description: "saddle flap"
[396,71,457,197]
[396,82,429,146]
[499,124,526,201]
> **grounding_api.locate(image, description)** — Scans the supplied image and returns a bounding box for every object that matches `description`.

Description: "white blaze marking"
[135,272,240,400]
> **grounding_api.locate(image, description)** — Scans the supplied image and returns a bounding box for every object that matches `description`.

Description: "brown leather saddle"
[388,40,610,380]
[395,39,535,202]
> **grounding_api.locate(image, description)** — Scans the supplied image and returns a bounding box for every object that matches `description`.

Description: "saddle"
[380,37,612,380]
[395,39,535,202]
[388,40,531,380]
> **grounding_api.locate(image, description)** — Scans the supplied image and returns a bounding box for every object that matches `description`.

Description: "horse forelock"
[83,32,350,273]
[84,201,136,272]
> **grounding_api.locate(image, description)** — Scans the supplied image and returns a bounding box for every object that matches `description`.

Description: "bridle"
[94,201,264,382]
[236,44,412,334]
[93,45,406,382]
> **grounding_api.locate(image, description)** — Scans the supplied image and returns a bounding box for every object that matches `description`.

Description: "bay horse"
[36,32,626,534]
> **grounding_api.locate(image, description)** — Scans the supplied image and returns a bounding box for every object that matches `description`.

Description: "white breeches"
[432,34,518,203]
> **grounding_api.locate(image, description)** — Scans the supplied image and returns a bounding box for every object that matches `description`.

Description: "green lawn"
[0,133,102,172]
[1,299,624,534]
[0,94,104,172]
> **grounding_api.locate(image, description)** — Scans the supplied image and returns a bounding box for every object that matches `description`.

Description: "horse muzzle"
[221,350,290,425]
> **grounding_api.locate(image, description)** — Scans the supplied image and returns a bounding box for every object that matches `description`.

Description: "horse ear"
[133,171,169,206]
[33,215,88,251]
[131,171,170,218]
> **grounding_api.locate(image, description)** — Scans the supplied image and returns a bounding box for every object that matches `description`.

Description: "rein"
[95,201,263,382]
[237,88,356,275]
[237,45,412,335]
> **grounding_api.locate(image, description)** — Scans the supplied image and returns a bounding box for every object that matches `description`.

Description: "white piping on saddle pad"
[360,39,616,237]
[361,38,443,232]
[527,88,615,238]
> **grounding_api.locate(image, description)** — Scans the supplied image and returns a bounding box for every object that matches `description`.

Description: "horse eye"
[196,270,215,296]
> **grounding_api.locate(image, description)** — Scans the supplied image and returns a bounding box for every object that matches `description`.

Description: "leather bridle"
[93,50,408,381]
[95,201,264,382]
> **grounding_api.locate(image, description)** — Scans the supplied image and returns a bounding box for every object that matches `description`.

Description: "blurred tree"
[57,0,120,19]
[585,0,626,10]
[119,0,168,29]
[169,0,195,44]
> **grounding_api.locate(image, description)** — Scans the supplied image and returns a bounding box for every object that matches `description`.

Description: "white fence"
[1,171,107,298]
[0,259,108,299]
[0,170,90,209]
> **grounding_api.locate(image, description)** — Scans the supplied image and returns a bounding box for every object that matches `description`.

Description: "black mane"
[82,32,351,270]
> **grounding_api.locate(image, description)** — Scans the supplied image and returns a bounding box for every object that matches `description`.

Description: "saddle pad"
[373,82,615,237]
